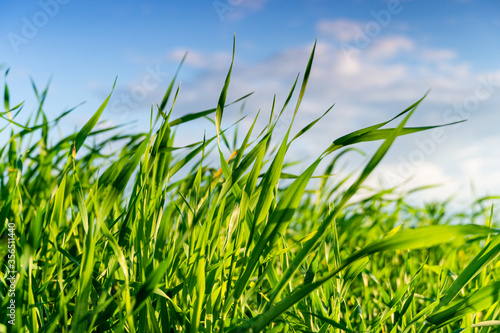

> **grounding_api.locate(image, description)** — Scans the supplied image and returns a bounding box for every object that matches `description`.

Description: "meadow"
[1,41,500,332]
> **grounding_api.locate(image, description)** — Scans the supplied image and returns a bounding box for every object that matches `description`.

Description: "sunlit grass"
[1,40,499,332]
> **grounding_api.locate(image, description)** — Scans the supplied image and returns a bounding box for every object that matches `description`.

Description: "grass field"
[1,41,500,332]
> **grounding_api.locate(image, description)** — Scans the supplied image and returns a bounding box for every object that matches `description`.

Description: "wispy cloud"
[317,19,365,42]
[419,49,456,62]
[216,0,274,21]
[367,36,414,59]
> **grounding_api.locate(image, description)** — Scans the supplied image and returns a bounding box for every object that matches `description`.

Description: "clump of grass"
[1,40,500,332]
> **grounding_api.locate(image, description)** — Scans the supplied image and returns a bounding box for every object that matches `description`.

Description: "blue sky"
[1,0,500,204]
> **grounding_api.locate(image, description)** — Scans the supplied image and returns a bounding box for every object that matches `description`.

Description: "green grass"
[1,41,500,332]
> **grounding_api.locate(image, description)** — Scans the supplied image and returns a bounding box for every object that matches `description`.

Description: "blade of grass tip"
[168,92,253,127]
[169,133,217,177]
[30,76,40,101]
[334,120,466,146]
[318,148,364,198]
[233,110,260,167]
[153,85,180,187]
[53,102,85,123]
[232,101,245,151]
[268,94,276,128]
[276,74,299,122]
[26,76,48,139]
[324,92,429,154]
[167,83,181,120]
[290,39,316,124]
[0,112,33,130]
[4,68,12,120]
[58,78,116,183]
[157,52,187,121]
[0,101,23,117]
[73,77,117,155]
[216,34,235,147]
[290,104,334,144]
[257,64,298,139]
[33,76,51,122]
[219,118,235,152]
[254,95,274,139]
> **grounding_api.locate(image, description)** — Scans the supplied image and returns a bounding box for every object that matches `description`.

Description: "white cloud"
[419,49,457,61]
[317,19,365,42]
[116,29,500,203]
[221,0,274,21]
[372,162,453,192]
[453,137,500,193]
[367,36,414,59]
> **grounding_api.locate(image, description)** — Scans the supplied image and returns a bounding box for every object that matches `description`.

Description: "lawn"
[1,40,500,332]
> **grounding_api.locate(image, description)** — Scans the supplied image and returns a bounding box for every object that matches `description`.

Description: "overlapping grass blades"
[1,40,499,333]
